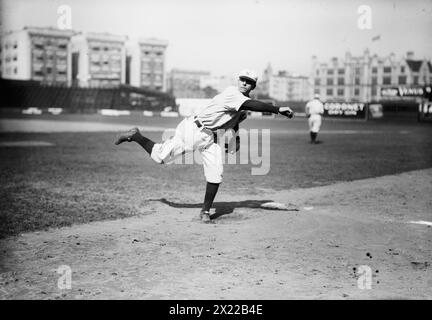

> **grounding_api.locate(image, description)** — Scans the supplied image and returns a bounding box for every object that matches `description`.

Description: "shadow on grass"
[149,198,296,220]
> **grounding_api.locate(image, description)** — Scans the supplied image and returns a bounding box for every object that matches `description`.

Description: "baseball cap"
[238,69,258,83]
[314,93,320,99]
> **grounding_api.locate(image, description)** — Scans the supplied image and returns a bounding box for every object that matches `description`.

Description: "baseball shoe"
[199,210,211,223]
[114,127,140,145]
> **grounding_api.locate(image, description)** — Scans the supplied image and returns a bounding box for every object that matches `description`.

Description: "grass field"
[1,114,431,238]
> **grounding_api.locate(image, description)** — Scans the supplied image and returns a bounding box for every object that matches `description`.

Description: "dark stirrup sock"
[134,135,155,155]
[310,132,317,142]
[202,182,220,212]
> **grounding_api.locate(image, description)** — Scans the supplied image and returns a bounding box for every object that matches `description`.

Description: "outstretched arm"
[239,100,293,118]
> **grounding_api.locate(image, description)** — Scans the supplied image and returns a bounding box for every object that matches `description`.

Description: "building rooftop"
[138,37,168,46]
[170,69,210,75]
[82,32,128,43]
[406,60,423,72]
[20,26,76,37]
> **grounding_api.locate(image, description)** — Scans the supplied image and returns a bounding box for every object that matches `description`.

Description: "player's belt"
[194,119,203,128]
[194,117,216,141]
[194,117,210,131]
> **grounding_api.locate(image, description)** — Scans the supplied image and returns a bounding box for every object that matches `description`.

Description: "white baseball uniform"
[305,99,324,133]
[150,86,250,183]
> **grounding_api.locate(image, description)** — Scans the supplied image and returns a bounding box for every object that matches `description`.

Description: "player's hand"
[278,106,293,118]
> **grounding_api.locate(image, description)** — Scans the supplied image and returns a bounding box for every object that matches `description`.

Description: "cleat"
[199,210,211,223]
[115,127,140,145]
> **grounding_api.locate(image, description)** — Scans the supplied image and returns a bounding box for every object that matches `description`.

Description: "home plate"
[0,141,55,147]
[260,202,299,211]
[408,220,432,226]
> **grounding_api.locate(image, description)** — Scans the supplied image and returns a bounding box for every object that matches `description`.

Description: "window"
[327,69,334,75]
[372,77,377,85]
[314,89,320,94]
[383,77,391,85]
[337,88,344,96]
[316,70,319,76]
[398,76,406,85]
[326,88,333,96]
[355,77,360,85]
[13,67,17,74]
[400,66,405,73]
[314,78,320,85]
[46,67,52,74]
[338,68,345,75]
[413,76,419,85]
[337,78,344,85]
[383,66,391,73]
[355,67,360,75]
[327,78,333,85]
[372,67,378,73]
[354,88,360,96]
[372,87,377,96]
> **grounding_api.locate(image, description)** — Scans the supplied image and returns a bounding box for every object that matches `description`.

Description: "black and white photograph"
[0,0,431,304]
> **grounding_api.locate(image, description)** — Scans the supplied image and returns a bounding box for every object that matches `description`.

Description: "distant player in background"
[115,69,293,223]
[305,94,324,144]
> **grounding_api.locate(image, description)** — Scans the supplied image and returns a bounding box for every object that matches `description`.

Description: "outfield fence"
[0,79,176,113]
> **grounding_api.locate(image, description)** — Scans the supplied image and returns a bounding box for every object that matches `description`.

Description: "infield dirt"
[0,168,431,299]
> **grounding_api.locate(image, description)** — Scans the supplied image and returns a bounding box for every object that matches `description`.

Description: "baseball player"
[305,94,324,144]
[115,69,293,223]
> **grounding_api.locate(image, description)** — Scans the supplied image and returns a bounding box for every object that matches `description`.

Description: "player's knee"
[205,171,223,184]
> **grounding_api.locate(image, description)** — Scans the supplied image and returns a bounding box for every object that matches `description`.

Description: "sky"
[1,0,431,78]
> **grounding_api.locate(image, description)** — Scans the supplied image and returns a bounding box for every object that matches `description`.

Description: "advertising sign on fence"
[418,101,432,122]
[323,102,367,119]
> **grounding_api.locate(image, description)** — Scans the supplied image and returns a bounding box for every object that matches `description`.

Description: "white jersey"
[305,99,324,115]
[195,86,250,131]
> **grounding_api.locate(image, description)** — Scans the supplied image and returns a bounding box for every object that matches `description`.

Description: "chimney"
[406,51,414,60]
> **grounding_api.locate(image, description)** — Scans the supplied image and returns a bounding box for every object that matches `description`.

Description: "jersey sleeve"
[222,86,250,111]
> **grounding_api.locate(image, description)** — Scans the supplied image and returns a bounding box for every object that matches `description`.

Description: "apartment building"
[71,32,127,87]
[311,50,432,102]
[258,64,311,101]
[1,27,75,84]
[127,38,168,91]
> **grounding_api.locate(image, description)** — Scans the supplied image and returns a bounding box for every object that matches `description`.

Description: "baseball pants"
[150,117,224,183]
[308,114,322,133]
